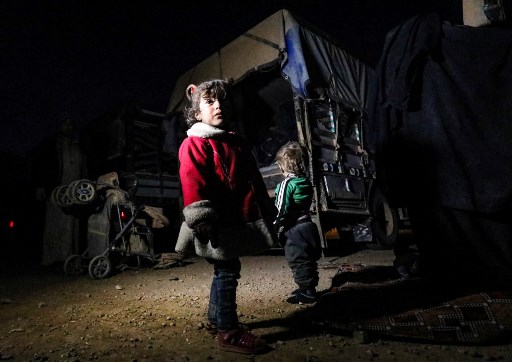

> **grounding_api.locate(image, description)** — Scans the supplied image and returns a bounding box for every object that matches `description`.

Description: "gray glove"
[193,222,219,248]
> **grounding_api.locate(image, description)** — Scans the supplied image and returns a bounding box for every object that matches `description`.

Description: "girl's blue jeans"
[206,258,241,331]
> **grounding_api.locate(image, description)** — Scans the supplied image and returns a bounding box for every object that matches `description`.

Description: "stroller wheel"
[66,180,81,203]
[64,254,85,276]
[72,179,96,204]
[52,185,72,207]
[89,255,112,279]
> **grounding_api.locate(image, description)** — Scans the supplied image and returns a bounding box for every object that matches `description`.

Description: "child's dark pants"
[284,221,321,290]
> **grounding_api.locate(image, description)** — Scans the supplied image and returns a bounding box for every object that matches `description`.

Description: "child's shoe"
[217,328,269,354]
[286,289,317,304]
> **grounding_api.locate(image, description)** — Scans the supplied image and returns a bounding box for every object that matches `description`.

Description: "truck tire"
[370,188,398,249]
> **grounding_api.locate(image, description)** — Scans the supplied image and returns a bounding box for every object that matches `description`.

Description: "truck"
[166,9,408,249]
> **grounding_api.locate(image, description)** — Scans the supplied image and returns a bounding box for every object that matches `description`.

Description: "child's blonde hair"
[183,79,232,128]
[275,141,307,175]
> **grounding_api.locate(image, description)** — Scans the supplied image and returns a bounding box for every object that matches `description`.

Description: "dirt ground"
[1,244,512,362]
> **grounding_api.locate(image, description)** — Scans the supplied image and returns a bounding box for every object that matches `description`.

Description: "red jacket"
[176,123,277,259]
[179,122,274,225]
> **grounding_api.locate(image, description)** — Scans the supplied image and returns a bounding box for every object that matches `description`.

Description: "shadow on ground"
[255,261,512,346]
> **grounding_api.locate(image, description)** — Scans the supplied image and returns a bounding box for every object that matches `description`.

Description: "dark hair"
[275,141,307,175]
[183,79,232,128]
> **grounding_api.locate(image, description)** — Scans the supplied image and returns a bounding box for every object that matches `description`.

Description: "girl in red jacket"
[175,79,277,354]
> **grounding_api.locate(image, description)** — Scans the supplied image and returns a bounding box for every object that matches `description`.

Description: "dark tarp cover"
[368,14,512,213]
[368,14,512,287]
[282,12,370,110]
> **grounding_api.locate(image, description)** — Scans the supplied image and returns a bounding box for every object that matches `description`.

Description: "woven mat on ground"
[306,263,512,344]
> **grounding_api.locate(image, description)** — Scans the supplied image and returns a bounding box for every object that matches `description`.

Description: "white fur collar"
[187,122,226,138]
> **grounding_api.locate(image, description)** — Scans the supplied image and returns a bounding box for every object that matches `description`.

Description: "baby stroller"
[53,172,169,279]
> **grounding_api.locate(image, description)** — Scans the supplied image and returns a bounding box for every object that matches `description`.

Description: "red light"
[9,220,14,228]
[120,211,128,221]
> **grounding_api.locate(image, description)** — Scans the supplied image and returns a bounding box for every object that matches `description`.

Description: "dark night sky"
[0,0,462,155]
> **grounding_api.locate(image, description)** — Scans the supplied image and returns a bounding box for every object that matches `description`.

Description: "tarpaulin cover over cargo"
[167,9,371,113]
